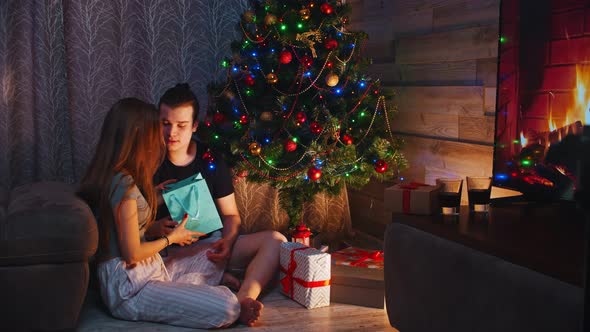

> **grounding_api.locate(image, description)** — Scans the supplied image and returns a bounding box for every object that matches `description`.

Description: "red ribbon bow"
[333,247,384,268]
[400,182,429,214]
[280,246,330,299]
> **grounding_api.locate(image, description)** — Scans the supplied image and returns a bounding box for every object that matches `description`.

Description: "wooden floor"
[78,286,398,332]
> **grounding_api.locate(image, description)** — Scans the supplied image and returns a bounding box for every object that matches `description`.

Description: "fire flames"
[575,64,590,125]
[521,64,590,148]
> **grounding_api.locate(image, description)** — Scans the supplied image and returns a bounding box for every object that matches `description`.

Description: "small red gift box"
[384,182,440,215]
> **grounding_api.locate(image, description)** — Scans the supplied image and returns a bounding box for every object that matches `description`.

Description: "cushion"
[0,181,98,266]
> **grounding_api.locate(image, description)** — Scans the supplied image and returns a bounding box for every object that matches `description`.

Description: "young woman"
[78,98,240,329]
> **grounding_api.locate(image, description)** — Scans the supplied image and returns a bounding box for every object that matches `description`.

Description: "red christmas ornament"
[301,55,313,67]
[307,167,322,181]
[279,50,292,64]
[244,75,255,86]
[213,113,225,124]
[284,139,297,152]
[320,3,333,14]
[375,159,388,173]
[237,169,249,178]
[239,115,249,124]
[202,151,214,163]
[342,134,353,145]
[324,38,338,50]
[310,121,322,134]
[295,111,307,125]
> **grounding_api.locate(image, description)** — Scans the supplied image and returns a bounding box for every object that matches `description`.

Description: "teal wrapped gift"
[162,173,223,235]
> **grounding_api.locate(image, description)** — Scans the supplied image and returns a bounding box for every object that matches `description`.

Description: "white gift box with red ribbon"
[279,242,331,309]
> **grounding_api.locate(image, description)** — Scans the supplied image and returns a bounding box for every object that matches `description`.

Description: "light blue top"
[107,172,150,259]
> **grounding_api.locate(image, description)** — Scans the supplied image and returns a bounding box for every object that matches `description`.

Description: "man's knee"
[268,230,287,244]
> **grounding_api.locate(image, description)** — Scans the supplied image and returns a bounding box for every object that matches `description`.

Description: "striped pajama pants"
[97,241,240,329]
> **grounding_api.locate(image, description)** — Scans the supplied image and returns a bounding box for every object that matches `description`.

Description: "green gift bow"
[162,173,223,235]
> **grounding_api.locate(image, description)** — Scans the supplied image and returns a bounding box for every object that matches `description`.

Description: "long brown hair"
[78,98,165,261]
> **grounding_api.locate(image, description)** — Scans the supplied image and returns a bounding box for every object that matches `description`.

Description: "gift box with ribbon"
[330,246,385,308]
[279,242,331,309]
[384,182,440,215]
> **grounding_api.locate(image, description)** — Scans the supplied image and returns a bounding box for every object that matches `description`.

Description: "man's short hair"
[159,83,199,122]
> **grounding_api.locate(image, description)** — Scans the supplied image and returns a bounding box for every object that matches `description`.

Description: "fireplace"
[493,0,590,200]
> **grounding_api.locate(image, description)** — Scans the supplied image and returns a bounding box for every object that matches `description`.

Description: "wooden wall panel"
[458,115,495,143]
[476,58,498,87]
[391,86,485,116]
[433,0,500,30]
[347,0,501,239]
[396,26,498,64]
[392,111,459,138]
[368,60,478,85]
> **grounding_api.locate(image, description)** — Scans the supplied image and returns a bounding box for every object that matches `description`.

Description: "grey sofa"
[383,221,583,332]
[0,181,98,331]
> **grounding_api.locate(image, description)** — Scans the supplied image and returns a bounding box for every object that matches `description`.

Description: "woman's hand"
[168,213,205,246]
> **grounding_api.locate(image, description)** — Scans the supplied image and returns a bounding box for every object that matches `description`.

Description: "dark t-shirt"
[154,141,234,221]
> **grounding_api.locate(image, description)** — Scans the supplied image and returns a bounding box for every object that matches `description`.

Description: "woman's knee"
[209,290,240,328]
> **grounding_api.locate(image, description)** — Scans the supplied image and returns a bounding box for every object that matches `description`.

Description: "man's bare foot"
[238,297,263,326]
[221,272,241,291]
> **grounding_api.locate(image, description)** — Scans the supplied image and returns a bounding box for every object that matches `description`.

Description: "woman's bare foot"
[238,297,263,326]
[221,272,241,291]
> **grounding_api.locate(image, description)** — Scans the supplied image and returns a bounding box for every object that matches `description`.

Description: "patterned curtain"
[0,0,248,194]
[0,0,351,235]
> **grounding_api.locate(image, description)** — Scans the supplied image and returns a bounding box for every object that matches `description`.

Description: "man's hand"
[156,179,177,206]
[206,238,232,263]
[156,179,177,191]
[145,216,177,239]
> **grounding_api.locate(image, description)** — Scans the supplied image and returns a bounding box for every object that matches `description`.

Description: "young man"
[149,83,287,327]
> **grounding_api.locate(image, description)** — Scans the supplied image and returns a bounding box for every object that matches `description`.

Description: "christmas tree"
[204,0,407,228]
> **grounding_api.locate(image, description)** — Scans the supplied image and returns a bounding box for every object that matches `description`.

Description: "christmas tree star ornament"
[295,30,323,58]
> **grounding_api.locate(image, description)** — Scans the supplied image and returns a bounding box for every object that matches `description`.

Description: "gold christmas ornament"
[260,111,273,121]
[264,13,277,25]
[266,72,278,84]
[243,10,255,23]
[249,142,262,156]
[223,90,236,100]
[325,73,339,87]
[300,8,311,20]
